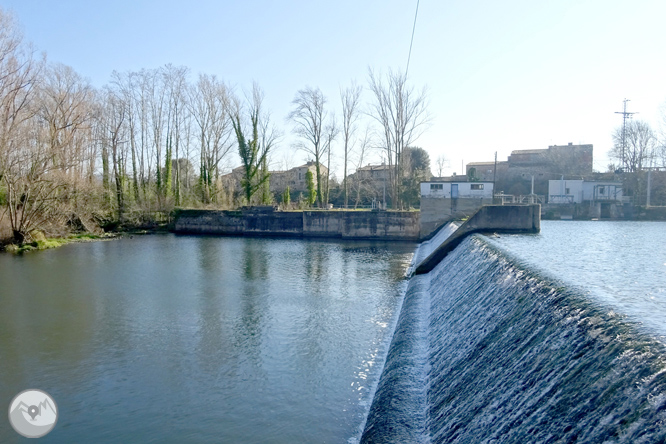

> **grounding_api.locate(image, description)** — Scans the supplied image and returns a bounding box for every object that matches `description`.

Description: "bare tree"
[37,63,94,176]
[161,65,189,206]
[436,155,448,178]
[289,86,328,207]
[258,100,281,205]
[367,68,429,209]
[352,127,372,208]
[340,83,362,208]
[111,71,141,204]
[658,102,666,167]
[0,8,40,192]
[611,120,657,172]
[323,116,338,206]
[188,74,234,204]
[0,9,49,242]
[101,88,127,220]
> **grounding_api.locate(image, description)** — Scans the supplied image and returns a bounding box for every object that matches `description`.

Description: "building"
[547,179,623,219]
[548,179,622,204]
[466,143,594,196]
[352,163,392,181]
[220,161,328,195]
[420,181,494,236]
[287,161,328,192]
[420,181,494,199]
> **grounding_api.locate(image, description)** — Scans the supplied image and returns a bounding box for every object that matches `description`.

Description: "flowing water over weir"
[361,227,666,443]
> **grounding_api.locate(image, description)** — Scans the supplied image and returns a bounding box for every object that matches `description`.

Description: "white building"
[420,181,494,199]
[548,179,622,204]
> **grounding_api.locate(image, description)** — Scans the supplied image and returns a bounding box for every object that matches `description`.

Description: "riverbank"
[2,233,118,253]
[0,210,174,253]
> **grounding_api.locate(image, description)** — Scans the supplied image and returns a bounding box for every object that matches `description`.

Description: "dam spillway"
[361,223,666,443]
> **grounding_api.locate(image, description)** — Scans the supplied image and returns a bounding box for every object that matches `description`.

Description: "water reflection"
[0,235,416,443]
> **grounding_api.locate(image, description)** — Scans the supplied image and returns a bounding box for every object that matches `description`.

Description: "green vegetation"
[282,186,291,206]
[306,170,317,206]
[231,85,273,205]
[3,233,110,254]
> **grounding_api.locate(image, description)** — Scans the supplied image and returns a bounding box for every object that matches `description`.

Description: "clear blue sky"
[3,0,665,176]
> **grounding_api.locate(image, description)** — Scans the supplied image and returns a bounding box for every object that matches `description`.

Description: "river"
[0,235,414,443]
[488,220,666,339]
[362,220,666,443]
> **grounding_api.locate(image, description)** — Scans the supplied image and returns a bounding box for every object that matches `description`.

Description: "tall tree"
[103,89,127,221]
[163,64,189,205]
[436,155,448,177]
[611,120,657,172]
[352,127,372,209]
[289,86,328,207]
[305,169,316,206]
[367,68,429,209]
[340,83,362,208]
[322,116,338,206]
[188,74,234,204]
[231,84,273,205]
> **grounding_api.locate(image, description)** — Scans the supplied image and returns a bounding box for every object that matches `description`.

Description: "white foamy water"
[487,220,666,338]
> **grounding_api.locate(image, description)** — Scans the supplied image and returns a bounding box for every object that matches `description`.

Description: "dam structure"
[361,211,666,442]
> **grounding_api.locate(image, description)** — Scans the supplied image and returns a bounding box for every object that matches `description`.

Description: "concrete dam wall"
[173,208,420,240]
[361,217,666,443]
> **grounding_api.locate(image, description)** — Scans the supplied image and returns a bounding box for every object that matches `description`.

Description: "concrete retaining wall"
[420,197,491,238]
[174,210,245,235]
[174,209,420,240]
[343,211,420,240]
[244,211,303,236]
[413,204,540,275]
[303,211,343,237]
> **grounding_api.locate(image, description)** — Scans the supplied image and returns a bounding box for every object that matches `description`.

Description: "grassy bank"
[3,233,117,254]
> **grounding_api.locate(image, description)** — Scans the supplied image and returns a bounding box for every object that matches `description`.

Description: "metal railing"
[495,194,545,205]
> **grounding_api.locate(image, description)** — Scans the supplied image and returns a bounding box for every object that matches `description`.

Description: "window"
[599,186,605,195]
[430,184,443,190]
[470,184,484,190]
[565,188,570,194]
[299,172,303,180]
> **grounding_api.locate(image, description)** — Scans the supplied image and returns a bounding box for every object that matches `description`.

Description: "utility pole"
[492,151,497,190]
[647,168,652,207]
[614,99,637,171]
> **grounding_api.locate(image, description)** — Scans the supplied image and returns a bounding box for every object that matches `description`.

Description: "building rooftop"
[356,163,390,171]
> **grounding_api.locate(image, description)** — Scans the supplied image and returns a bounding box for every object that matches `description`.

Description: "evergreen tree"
[306,170,317,206]
[282,186,291,206]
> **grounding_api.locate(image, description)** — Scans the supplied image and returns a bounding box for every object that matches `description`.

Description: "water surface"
[488,220,666,337]
[0,234,414,443]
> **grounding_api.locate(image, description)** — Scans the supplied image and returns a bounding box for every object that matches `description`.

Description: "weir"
[361,213,666,443]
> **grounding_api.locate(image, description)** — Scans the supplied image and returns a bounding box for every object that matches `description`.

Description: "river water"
[362,220,666,443]
[0,235,414,443]
[488,220,666,339]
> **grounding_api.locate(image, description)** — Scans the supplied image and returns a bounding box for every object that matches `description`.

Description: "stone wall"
[303,211,343,237]
[174,209,420,240]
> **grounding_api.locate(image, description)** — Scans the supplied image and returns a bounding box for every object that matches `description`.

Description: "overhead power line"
[405,0,420,77]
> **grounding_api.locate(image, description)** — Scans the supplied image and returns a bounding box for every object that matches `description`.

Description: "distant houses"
[548,179,623,204]
[454,142,636,220]
[466,143,593,186]
[221,161,327,194]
